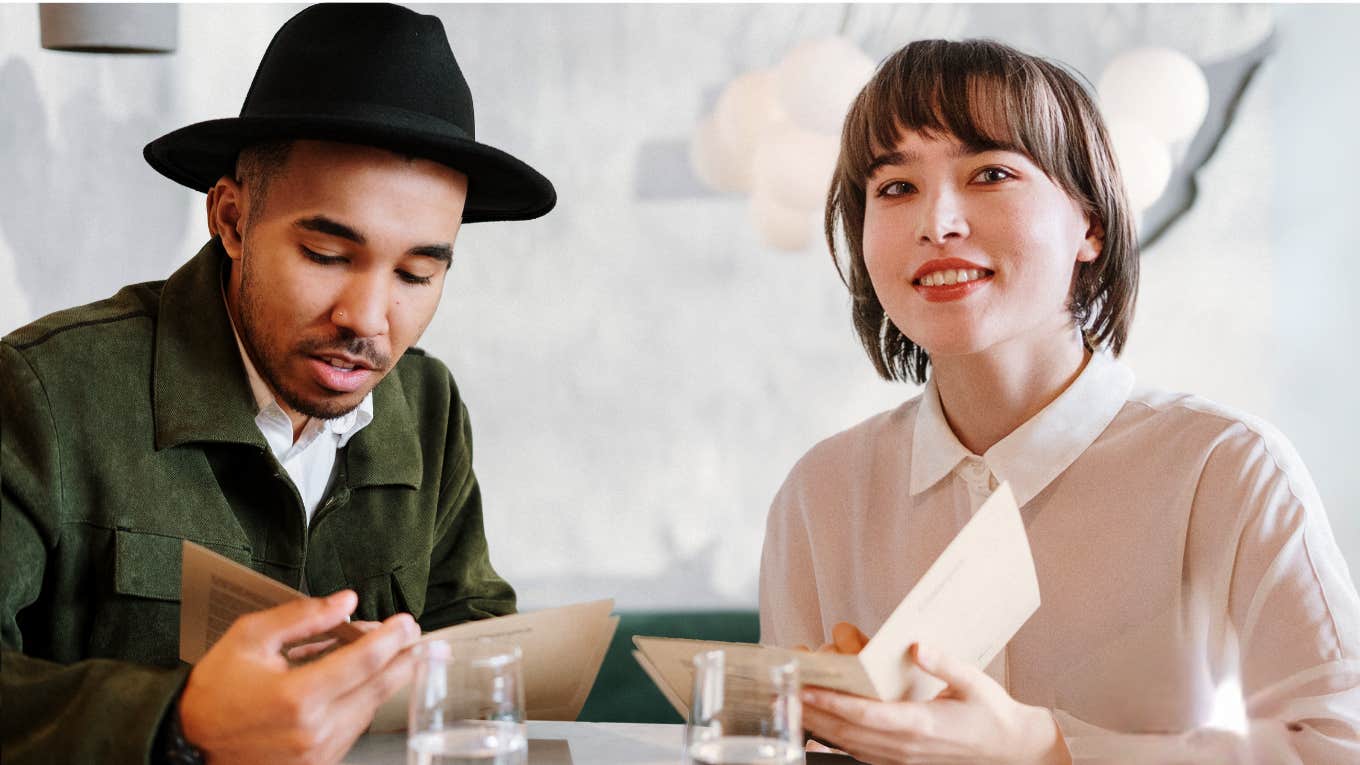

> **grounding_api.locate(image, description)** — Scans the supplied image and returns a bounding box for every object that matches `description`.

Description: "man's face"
[225,140,468,420]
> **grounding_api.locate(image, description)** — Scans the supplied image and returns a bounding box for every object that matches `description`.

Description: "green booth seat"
[576,610,760,724]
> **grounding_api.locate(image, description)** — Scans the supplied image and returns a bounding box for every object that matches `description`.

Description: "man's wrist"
[154,688,206,765]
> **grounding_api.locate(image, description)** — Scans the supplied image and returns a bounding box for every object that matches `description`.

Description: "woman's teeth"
[918,268,988,287]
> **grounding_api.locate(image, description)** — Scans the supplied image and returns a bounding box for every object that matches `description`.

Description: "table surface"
[344,722,861,764]
[344,721,684,764]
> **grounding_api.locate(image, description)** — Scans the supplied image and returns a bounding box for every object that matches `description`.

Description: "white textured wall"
[1,4,1355,609]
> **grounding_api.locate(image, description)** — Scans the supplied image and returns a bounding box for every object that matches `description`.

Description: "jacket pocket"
[111,529,252,601]
[391,561,429,619]
[112,529,184,601]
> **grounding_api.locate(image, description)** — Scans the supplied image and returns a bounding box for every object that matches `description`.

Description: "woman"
[758,39,1359,764]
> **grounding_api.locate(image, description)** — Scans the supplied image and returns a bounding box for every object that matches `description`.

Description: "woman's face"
[862,129,1102,363]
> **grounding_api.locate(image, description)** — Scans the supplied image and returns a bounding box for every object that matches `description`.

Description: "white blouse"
[759,351,1360,763]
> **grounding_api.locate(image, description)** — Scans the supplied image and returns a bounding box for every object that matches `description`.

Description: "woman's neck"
[930,329,1091,456]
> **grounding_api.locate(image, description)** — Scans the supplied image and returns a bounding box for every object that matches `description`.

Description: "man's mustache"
[297,335,389,370]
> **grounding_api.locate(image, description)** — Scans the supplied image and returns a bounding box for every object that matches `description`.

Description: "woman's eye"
[397,270,433,286]
[876,181,915,198]
[973,167,1014,184]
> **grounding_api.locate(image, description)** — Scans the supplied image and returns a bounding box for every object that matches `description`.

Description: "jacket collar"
[153,240,266,451]
[152,240,421,489]
[909,350,1135,507]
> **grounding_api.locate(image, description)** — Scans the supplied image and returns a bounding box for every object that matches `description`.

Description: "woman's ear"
[207,176,247,260]
[1078,215,1105,264]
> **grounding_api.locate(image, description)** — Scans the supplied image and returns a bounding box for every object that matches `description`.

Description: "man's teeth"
[918,268,988,287]
[326,358,356,370]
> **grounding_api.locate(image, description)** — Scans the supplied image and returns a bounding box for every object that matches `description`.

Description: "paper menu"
[178,540,365,664]
[178,541,618,729]
[369,600,619,731]
[634,482,1040,715]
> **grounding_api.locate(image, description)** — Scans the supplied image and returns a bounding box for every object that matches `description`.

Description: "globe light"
[1099,47,1210,145]
[1107,118,1173,211]
[751,125,841,210]
[750,189,815,252]
[690,113,747,193]
[712,69,789,192]
[774,36,875,136]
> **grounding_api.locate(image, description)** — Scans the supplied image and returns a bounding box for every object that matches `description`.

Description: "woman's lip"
[911,258,991,282]
[912,275,992,303]
[306,356,374,393]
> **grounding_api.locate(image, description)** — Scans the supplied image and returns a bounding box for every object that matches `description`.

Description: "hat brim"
[143,115,556,224]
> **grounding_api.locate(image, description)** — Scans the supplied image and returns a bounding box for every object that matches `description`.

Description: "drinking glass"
[407,637,527,765]
[685,649,804,765]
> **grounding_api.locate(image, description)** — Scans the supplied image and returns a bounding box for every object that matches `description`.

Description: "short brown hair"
[826,39,1139,384]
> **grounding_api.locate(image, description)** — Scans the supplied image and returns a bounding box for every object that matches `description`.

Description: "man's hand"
[801,642,1072,765]
[179,590,419,765]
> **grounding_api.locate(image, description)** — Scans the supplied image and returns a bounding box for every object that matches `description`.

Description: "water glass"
[407,637,527,765]
[685,649,804,765]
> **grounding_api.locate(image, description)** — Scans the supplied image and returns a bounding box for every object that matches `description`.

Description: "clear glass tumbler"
[406,637,527,765]
[685,649,804,765]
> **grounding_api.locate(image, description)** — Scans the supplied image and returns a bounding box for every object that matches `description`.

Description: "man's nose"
[331,274,389,338]
[916,187,970,245]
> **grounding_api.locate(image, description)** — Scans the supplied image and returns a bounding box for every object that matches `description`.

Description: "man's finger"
[293,612,419,699]
[342,638,418,711]
[908,642,986,698]
[232,590,358,653]
[285,637,339,664]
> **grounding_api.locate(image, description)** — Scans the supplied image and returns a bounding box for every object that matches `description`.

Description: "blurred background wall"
[1,3,1356,609]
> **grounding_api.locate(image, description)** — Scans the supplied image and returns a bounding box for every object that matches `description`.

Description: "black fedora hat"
[144,3,555,223]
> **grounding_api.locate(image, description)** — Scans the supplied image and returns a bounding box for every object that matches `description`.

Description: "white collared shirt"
[760,351,1360,761]
[223,298,373,525]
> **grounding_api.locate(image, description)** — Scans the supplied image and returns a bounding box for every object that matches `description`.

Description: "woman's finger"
[832,622,869,654]
[909,642,988,698]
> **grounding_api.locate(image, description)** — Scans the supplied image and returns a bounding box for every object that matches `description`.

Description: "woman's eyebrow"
[867,143,990,176]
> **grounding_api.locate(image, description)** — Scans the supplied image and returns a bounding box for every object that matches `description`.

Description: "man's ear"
[1078,214,1105,264]
[207,176,247,260]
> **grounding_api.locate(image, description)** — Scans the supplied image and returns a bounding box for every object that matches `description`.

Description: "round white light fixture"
[774,36,876,136]
[751,125,840,211]
[689,114,747,194]
[750,190,815,252]
[1106,118,1173,211]
[1099,47,1209,145]
[712,69,789,192]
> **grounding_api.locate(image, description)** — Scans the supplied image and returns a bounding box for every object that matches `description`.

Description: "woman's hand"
[802,642,1071,765]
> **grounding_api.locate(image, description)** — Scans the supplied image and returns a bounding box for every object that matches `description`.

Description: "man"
[1,4,555,763]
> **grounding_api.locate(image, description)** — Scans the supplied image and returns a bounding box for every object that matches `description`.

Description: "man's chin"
[282,387,369,421]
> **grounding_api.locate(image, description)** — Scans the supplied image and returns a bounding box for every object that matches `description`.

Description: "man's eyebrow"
[294,215,366,245]
[408,243,453,266]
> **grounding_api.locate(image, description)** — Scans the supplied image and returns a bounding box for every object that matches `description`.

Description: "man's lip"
[306,357,375,393]
[911,257,992,283]
[310,353,375,371]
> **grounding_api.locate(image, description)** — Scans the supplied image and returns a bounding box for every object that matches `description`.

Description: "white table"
[344,721,686,764]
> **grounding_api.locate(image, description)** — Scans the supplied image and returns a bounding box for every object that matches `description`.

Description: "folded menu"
[178,541,617,730]
[633,482,1039,718]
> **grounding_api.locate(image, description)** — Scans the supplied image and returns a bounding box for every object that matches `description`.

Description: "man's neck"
[930,325,1090,456]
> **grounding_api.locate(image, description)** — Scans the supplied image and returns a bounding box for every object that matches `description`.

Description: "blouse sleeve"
[1055,421,1360,763]
[759,469,826,650]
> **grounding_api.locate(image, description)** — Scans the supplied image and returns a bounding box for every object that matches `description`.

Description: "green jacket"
[1,240,516,763]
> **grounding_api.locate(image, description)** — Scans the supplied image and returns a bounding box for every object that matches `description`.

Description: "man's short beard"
[236,240,374,421]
